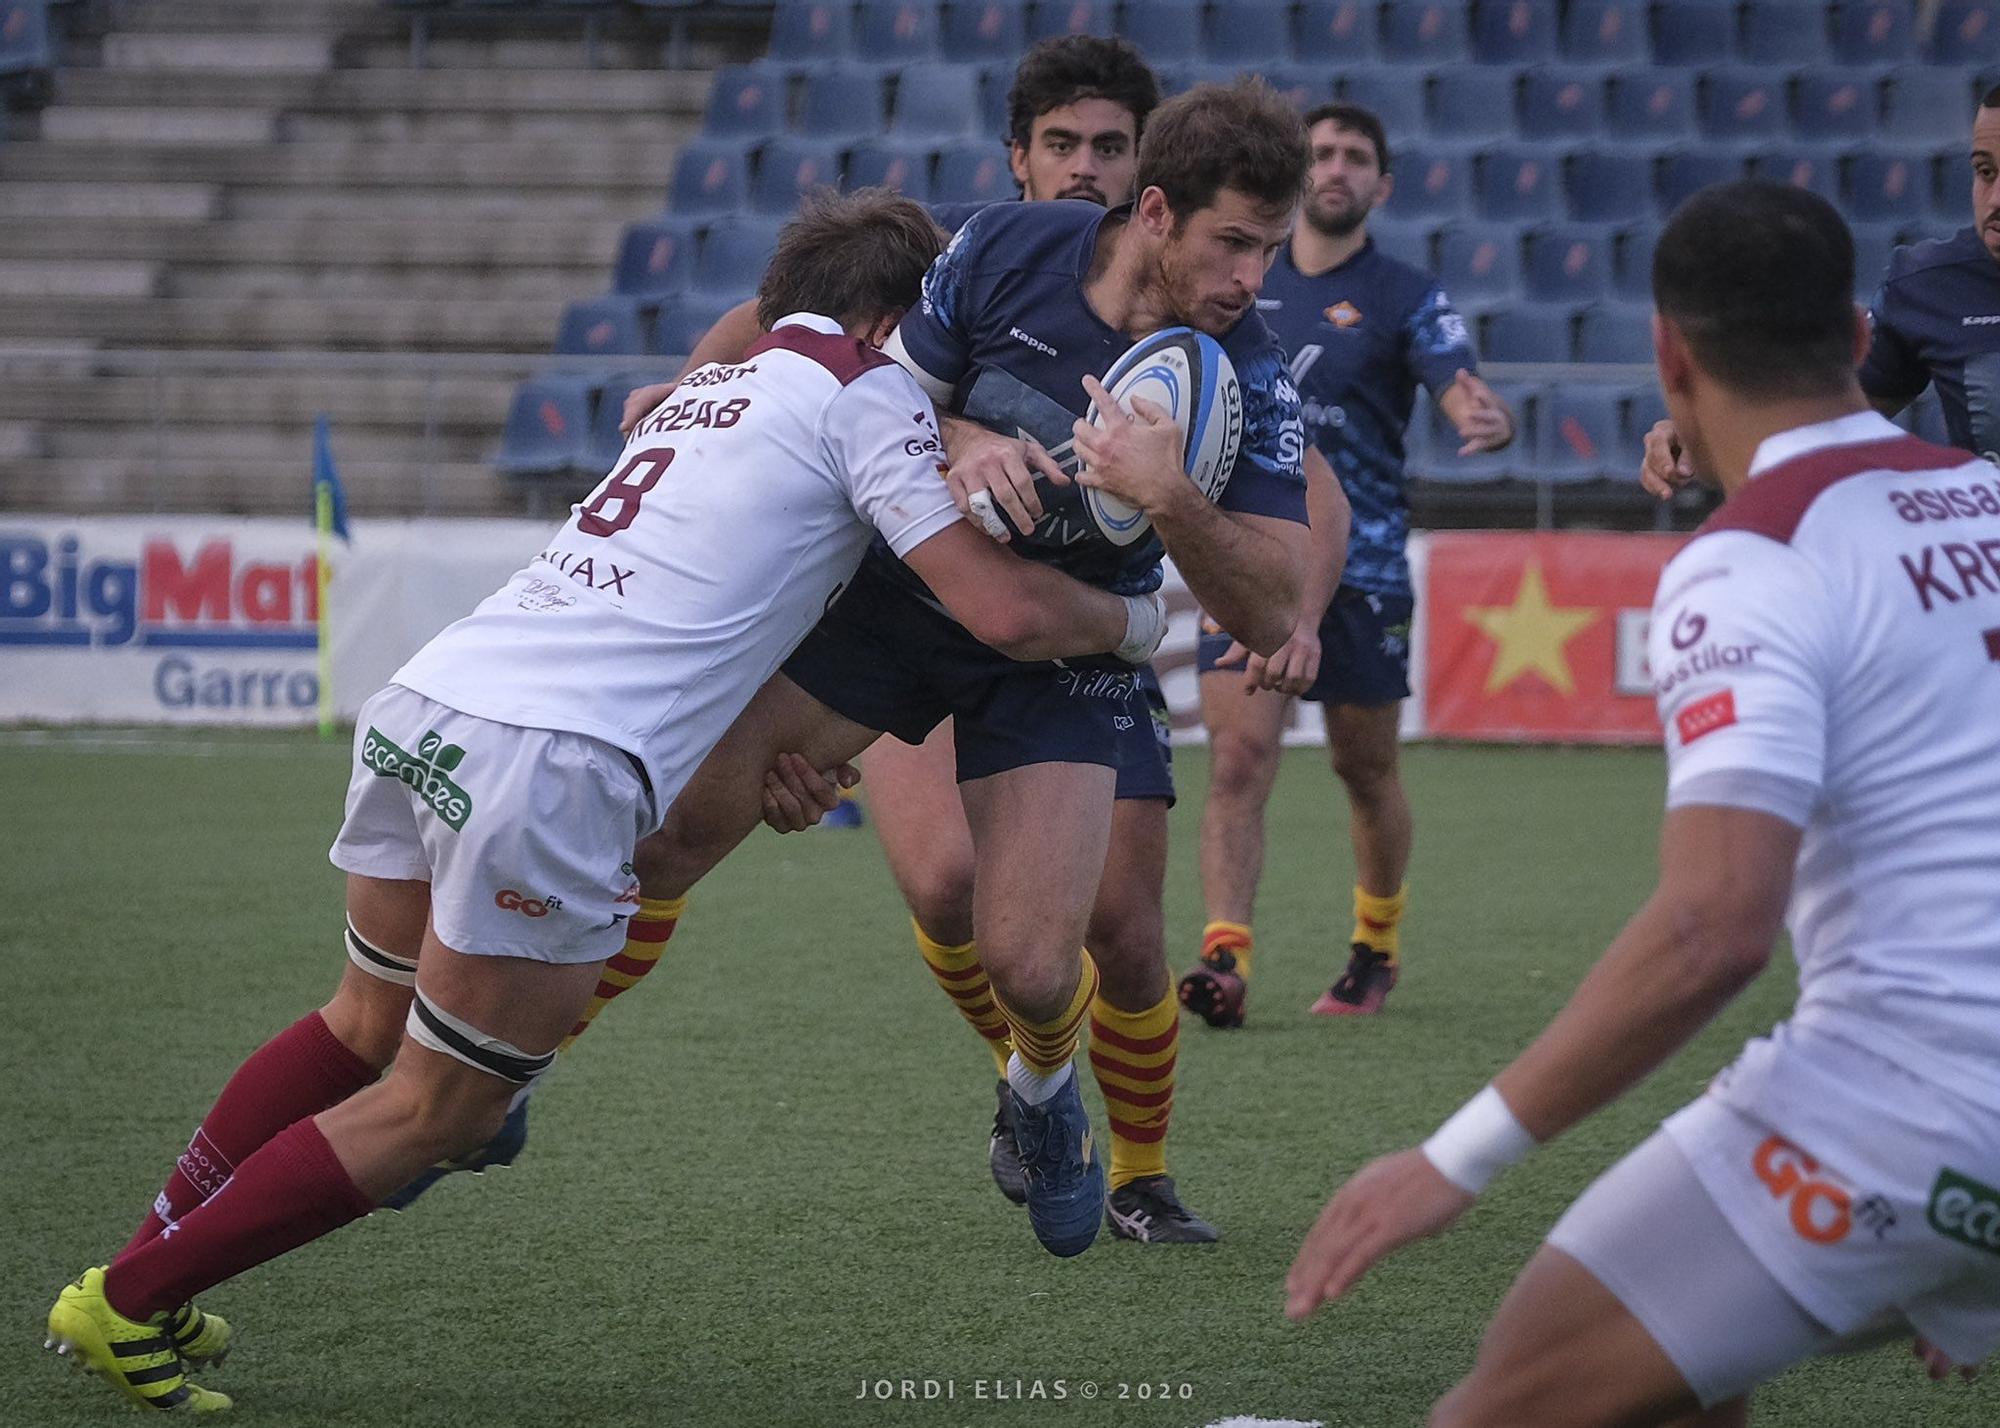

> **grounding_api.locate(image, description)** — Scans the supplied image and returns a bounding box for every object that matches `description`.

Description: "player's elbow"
[1237,578,1301,657]
[1661,895,1774,994]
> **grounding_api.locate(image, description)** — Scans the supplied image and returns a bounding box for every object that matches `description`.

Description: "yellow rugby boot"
[166,1302,233,1371]
[45,1268,231,1412]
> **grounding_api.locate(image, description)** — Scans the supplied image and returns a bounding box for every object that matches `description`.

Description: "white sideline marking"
[1202,1419,1325,1428]
[0,730,342,757]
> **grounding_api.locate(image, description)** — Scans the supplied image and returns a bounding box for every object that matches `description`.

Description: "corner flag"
[312,415,350,738]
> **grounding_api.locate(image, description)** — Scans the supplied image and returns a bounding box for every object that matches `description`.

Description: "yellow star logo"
[1466,562,1598,696]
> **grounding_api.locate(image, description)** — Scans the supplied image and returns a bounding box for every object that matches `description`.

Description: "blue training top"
[1859,226,2000,463]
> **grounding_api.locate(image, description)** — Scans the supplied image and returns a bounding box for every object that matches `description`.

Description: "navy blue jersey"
[1859,227,2000,462]
[1256,237,1476,599]
[891,199,1307,597]
[928,199,1000,236]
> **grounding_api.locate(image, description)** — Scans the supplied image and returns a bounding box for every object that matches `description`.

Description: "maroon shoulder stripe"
[1698,434,1976,545]
[744,325,893,386]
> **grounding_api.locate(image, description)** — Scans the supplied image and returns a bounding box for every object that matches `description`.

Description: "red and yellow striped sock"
[913,920,1013,1079]
[1201,919,1253,978]
[1088,990,1178,1189]
[1352,884,1408,964]
[1002,950,1099,1077]
[560,893,686,1052]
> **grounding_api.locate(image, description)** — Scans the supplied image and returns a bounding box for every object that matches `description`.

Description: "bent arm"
[901,522,1132,663]
[1155,491,1305,657]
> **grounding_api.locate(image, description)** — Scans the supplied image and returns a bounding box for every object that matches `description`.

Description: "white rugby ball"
[1081,326,1244,546]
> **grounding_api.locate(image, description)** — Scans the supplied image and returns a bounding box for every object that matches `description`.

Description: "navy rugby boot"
[1009,1071,1105,1258]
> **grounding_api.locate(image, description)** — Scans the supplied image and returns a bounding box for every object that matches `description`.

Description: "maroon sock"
[104,1118,374,1321]
[120,1011,375,1257]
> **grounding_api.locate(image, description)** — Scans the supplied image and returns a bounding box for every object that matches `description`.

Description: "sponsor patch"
[362,727,474,830]
[1674,689,1736,745]
[1927,1168,2000,1257]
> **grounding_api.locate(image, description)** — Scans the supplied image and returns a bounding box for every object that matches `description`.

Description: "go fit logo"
[1752,1136,1856,1245]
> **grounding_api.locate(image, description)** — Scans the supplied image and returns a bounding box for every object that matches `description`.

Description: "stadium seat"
[941,0,1025,61]
[1565,150,1653,222]
[1429,65,1520,141]
[495,373,596,478]
[557,296,650,357]
[1520,67,1606,140]
[1470,0,1557,63]
[1740,0,1831,63]
[668,140,750,215]
[702,63,787,140]
[1882,67,1981,146]
[1385,144,1472,218]
[1026,0,1111,39]
[767,0,854,59]
[1851,222,1902,299]
[1652,1,1736,64]
[1575,301,1654,363]
[1204,0,1293,62]
[611,215,699,297]
[846,136,936,196]
[1477,144,1564,222]
[653,292,741,357]
[1436,227,1525,303]
[1657,150,1747,213]
[1846,150,1937,225]
[1611,224,1656,300]
[933,138,1015,202]
[1699,67,1788,146]
[1522,223,1613,302]
[1340,69,1428,138]
[1752,146,1841,203]
[1295,0,1379,62]
[1604,68,1697,145]
[1414,382,1537,481]
[1535,383,1625,482]
[1380,2,1470,64]
[753,136,846,214]
[1832,0,1913,64]
[1262,63,1337,112]
[1623,381,1667,466]
[1930,1,2000,65]
[891,62,982,136]
[1367,217,1436,264]
[1791,68,1882,145]
[797,62,887,139]
[1118,0,1200,62]
[855,0,942,59]
[1483,307,1576,362]
[695,213,786,296]
[1559,0,1645,63]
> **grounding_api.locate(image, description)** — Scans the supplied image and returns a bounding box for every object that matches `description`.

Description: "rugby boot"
[988,1079,1028,1205]
[1177,946,1247,1028]
[45,1267,231,1413]
[1106,1175,1220,1244]
[1310,943,1399,1017]
[166,1303,232,1372]
[1009,1073,1105,1258]
[381,1095,531,1211]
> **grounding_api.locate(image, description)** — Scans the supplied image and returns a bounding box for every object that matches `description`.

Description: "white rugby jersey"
[394,313,960,820]
[1650,410,2000,1110]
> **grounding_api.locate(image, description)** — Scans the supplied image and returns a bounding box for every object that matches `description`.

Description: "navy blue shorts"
[1196,585,1414,708]
[782,555,1144,785]
[1115,665,1175,805]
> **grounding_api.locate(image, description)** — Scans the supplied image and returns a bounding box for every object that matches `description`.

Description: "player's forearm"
[1153,493,1300,656]
[981,562,1129,662]
[1300,448,1349,622]
[677,299,762,377]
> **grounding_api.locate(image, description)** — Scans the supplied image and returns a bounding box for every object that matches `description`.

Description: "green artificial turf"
[3,734,1992,1427]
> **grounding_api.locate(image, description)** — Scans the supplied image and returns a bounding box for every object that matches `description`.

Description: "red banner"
[1423,531,1689,743]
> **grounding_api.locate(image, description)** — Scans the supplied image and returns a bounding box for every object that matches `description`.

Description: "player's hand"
[760,753,859,834]
[1284,1147,1476,1320]
[942,419,1067,543]
[1447,370,1513,455]
[1913,1337,1980,1384]
[620,380,677,435]
[1072,375,1194,518]
[1243,621,1321,696]
[1639,418,1696,500]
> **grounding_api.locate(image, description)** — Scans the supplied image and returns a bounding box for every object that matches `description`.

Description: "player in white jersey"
[1285,180,2000,1426]
[43,191,1169,1415]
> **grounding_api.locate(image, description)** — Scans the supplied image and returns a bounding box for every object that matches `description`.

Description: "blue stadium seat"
[1295,0,1379,62]
[612,215,699,297]
[1477,143,1564,222]
[855,0,941,59]
[1575,301,1653,363]
[1560,0,1644,63]
[753,136,846,214]
[1740,0,1830,63]
[1386,144,1472,218]
[695,213,786,296]
[1565,150,1653,222]
[669,140,750,215]
[496,373,595,477]
[1368,217,1437,264]
[1882,67,1981,146]
[1752,146,1841,203]
[1852,222,1908,300]
[1471,0,1557,63]
[1520,67,1606,140]
[1026,0,1111,39]
[1522,223,1613,302]
[1483,306,1576,362]
[1832,0,1913,64]
[1791,68,1881,145]
[1622,382,1667,469]
[586,373,642,474]
[1118,0,1200,62]
[1437,227,1525,303]
[1651,1,1736,65]
[1381,1,1470,64]
[1611,225,1656,300]
[703,63,787,140]
[1535,384,1625,482]
[1340,69,1428,137]
[1604,68,1696,144]
[892,62,982,136]
[1930,2,2000,65]
[1205,0,1293,62]
[557,296,650,357]
[846,136,936,196]
[933,138,1015,202]
[1699,67,1787,146]
[1263,64,1337,113]
[941,0,1025,60]
[1429,65,1520,141]
[797,62,887,139]
[653,293,741,357]
[767,0,853,59]
[1846,150,1937,225]
[1657,150,1747,212]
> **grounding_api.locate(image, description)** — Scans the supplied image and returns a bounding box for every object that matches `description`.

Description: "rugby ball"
[1081,327,1243,546]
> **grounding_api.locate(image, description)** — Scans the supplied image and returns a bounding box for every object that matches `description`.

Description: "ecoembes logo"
[362,727,473,831]
[1927,1169,2000,1257]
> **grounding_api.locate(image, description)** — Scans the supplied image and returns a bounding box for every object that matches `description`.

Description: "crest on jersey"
[1324,301,1363,328]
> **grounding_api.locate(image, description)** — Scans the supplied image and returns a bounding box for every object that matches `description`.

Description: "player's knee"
[904,862,977,947]
[370,1072,511,1166]
[1207,728,1279,803]
[1086,913,1166,1006]
[1330,738,1396,799]
[322,983,410,1073]
[631,823,700,900]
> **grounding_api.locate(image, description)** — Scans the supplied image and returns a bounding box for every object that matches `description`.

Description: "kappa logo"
[362,727,474,830]
[1324,301,1362,329]
[1927,1168,2000,1257]
[1008,326,1058,357]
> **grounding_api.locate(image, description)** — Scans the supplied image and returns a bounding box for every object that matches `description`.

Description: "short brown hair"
[755,187,946,332]
[1135,78,1309,223]
[1006,34,1159,150]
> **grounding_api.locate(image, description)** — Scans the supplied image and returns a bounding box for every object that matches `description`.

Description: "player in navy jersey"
[1179,104,1513,1029]
[1643,86,2000,488]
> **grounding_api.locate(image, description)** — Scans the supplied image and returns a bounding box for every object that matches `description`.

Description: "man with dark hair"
[1179,102,1511,1028]
[1290,178,2000,1426]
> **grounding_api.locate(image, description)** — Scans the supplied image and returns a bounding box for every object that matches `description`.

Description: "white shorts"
[1551,1022,2000,1406]
[329,684,648,964]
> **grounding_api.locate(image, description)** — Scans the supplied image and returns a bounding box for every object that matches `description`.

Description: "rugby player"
[1179,103,1511,1029]
[1287,179,2000,1426]
[42,191,1168,1414]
